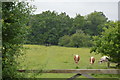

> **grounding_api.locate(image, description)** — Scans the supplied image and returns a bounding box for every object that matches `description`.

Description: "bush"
[58,35,71,47]
[58,30,93,47]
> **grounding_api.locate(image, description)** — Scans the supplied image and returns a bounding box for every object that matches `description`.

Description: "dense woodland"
[27,11,108,47]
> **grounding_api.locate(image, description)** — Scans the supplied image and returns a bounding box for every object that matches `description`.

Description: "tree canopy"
[27,11,73,45]
[84,11,108,35]
[27,11,108,46]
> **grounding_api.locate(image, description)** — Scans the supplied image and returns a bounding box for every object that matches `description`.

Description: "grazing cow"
[90,56,95,64]
[74,55,80,64]
[99,56,109,64]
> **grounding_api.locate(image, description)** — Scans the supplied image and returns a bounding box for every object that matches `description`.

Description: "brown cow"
[74,55,80,64]
[90,56,95,64]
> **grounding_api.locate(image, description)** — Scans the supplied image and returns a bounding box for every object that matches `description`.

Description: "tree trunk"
[107,61,110,68]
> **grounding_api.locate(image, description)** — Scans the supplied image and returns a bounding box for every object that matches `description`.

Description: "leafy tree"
[28,11,59,45]
[91,21,120,66]
[70,14,85,34]
[2,2,34,78]
[84,11,108,35]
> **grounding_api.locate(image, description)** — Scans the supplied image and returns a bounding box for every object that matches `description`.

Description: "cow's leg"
[98,61,102,64]
[76,63,79,69]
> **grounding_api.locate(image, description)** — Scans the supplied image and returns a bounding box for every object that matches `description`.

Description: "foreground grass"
[17,45,119,78]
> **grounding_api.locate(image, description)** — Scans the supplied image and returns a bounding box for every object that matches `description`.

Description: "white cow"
[99,56,110,64]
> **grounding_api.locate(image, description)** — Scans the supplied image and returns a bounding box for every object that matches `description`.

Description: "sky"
[27,0,120,21]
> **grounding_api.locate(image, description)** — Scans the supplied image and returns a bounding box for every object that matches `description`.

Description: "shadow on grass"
[75,66,79,69]
[109,65,120,69]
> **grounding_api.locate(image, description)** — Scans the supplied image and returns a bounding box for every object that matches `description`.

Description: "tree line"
[27,10,108,47]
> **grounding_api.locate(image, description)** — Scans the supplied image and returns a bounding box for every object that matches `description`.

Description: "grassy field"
[17,45,119,78]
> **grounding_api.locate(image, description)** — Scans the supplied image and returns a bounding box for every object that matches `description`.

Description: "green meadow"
[18,45,119,78]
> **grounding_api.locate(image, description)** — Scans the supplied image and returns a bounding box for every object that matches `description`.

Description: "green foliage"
[70,14,85,34]
[58,35,71,47]
[91,21,120,63]
[27,11,72,45]
[59,30,93,47]
[27,11,108,46]
[2,2,34,78]
[84,11,108,35]
[70,30,93,47]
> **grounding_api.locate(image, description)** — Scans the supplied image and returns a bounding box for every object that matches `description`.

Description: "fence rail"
[17,69,120,74]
